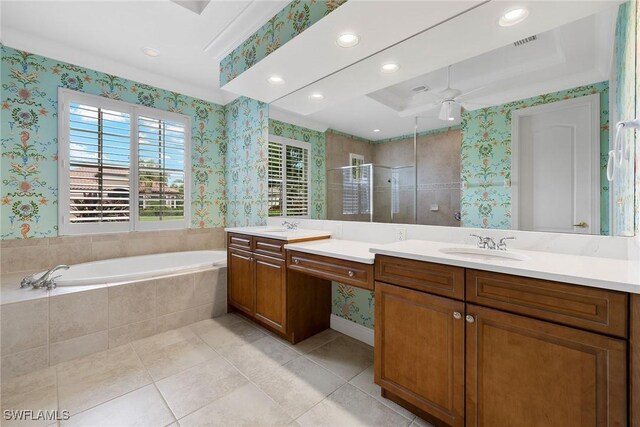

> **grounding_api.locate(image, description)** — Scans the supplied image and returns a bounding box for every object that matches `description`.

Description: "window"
[268,135,310,217]
[58,89,190,235]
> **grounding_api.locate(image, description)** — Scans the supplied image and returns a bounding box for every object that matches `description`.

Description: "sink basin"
[439,247,529,261]
[261,227,288,232]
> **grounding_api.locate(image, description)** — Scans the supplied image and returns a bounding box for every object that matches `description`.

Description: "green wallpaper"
[220,0,348,87]
[225,97,270,227]
[460,82,611,234]
[268,119,326,219]
[1,46,226,239]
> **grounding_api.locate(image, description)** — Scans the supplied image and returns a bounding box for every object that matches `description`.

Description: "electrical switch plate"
[395,227,407,241]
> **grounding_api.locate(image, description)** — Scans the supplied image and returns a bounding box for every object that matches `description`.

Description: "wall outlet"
[335,223,343,239]
[395,227,407,241]
[430,204,439,212]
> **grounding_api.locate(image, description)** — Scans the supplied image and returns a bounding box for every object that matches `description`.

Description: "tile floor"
[1,313,434,427]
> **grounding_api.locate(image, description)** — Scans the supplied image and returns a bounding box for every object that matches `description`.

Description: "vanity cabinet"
[226,232,331,342]
[374,256,630,427]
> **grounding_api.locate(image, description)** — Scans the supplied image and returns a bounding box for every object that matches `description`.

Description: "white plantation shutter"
[267,137,310,217]
[68,102,131,223]
[343,164,370,215]
[268,141,284,216]
[59,89,190,235]
[137,115,187,222]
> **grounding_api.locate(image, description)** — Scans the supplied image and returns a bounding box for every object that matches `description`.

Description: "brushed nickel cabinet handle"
[466,315,475,323]
[453,312,462,320]
[294,259,300,265]
[348,271,355,277]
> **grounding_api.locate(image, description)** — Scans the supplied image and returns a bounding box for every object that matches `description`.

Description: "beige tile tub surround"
[1,267,227,380]
[0,227,225,275]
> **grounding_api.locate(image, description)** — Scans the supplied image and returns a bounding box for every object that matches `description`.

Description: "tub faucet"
[282,221,299,230]
[20,265,69,290]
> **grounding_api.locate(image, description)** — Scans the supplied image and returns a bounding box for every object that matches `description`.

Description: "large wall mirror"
[271,1,637,237]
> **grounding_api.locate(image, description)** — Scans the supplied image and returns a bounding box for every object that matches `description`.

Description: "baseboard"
[330,314,374,346]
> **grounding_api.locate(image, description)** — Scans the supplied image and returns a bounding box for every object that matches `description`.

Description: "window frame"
[268,135,311,218]
[58,88,191,235]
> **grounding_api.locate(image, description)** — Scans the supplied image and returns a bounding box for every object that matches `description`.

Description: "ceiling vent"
[412,85,429,93]
[513,35,537,47]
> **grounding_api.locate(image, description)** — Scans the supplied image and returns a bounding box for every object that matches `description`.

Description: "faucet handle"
[497,237,516,250]
[20,275,34,289]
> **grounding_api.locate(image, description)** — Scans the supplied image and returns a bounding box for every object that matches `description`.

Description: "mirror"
[271,1,637,236]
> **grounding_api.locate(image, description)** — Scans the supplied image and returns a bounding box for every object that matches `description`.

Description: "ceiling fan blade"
[398,102,441,118]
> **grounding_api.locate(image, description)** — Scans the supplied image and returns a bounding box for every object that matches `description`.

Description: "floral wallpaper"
[614,0,637,236]
[224,96,269,227]
[219,0,348,87]
[460,82,611,234]
[269,119,326,219]
[1,45,226,239]
[332,282,375,329]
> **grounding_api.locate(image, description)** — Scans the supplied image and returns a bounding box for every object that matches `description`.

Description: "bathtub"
[41,250,227,286]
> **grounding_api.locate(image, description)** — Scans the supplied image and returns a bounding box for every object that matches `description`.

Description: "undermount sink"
[261,227,288,232]
[439,247,530,261]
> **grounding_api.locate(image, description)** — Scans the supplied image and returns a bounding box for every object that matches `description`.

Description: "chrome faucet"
[497,237,516,251]
[20,265,69,290]
[470,234,515,251]
[282,221,299,230]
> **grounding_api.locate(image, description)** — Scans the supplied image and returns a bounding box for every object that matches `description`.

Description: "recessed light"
[308,92,325,101]
[336,32,359,48]
[499,7,529,27]
[373,129,381,133]
[268,75,285,85]
[142,47,160,57]
[380,63,399,73]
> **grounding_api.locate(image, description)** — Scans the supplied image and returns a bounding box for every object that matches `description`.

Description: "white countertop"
[370,240,640,294]
[285,239,376,264]
[225,226,332,241]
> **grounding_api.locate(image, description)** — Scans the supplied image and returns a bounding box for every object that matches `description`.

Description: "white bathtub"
[42,250,227,286]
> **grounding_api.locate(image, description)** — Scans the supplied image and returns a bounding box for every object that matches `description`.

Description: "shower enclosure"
[327,164,415,223]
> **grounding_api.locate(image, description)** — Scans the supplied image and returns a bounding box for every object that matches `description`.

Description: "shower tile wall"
[325,131,374,222]
[372,129,462,226]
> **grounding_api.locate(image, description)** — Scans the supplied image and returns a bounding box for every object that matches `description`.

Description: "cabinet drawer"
[288,251,374,290]
[466,270,628,338]
[227,233,252,250]
[254,237,286,259]
[375,255,464,300]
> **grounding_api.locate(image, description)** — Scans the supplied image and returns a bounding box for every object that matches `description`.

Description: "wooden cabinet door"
[254,254,286,332]
[228,248,255,315]
[375,282,465,427]
[466,304,627,427]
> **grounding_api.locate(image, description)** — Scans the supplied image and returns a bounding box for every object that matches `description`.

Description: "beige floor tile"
[57,345,151,415]
[290,329,343,354]
[155,354,247,419]
[61,385,175,427]
[196,318,266,354]
[410,417,436,427]
[189,313,246,337]
[222,336,299,379]
[350,365,416,421]
[134,334,216,381]
[296,384,411,427]
[253,356,345,419]
[306,336,374,380]
[1,367,57,427]
[130,327,197,357]
[178,383,291,427]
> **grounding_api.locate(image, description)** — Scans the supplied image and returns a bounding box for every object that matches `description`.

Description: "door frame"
[511,93,601,233]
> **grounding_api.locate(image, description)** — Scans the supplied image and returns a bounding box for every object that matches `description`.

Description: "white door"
[512,94,600,234]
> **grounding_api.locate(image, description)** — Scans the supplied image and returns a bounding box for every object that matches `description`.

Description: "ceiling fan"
[398,66,485,120]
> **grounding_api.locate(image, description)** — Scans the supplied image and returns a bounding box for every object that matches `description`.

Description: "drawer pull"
[453,312,462,320]
[465,315,475,323]
[348,270,355,277]
[294,259,300,265]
